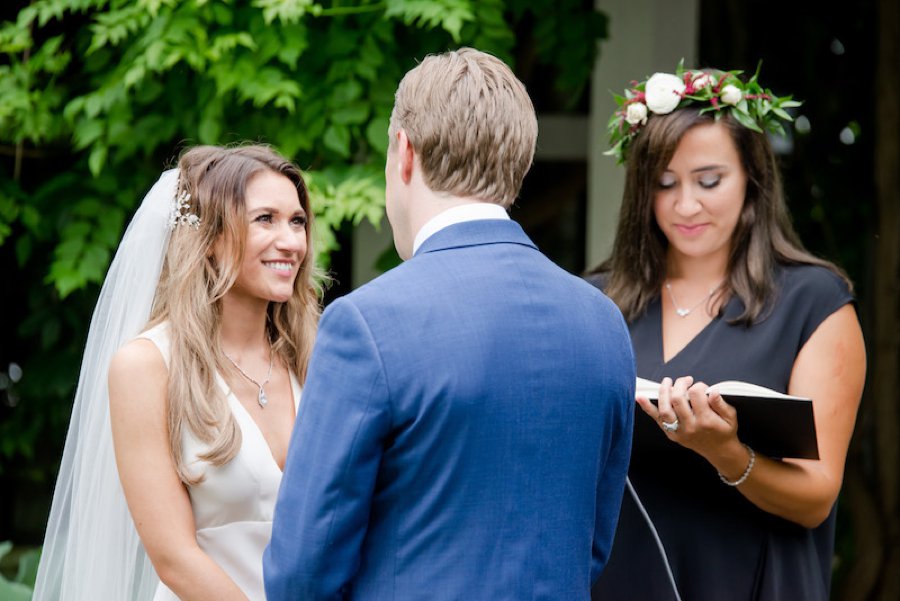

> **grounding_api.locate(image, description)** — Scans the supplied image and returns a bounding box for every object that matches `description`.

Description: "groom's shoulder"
[342,256,433,302]
[322,261,418,318]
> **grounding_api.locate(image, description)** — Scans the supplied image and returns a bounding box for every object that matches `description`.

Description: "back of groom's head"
[388,47,538,208]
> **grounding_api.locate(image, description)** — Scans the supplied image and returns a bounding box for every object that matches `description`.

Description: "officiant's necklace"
[665,280,722,318]
[224,345,274,409]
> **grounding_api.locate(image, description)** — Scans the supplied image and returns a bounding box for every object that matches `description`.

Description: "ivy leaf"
[198,99,224,144]
[72,119,105,150]
[331,102,370,126]
[323,123,351,157]
[95,208,126,249]
[330,79,363,105]
[384,0,475,42]
[80,245,111,284]
[0,568,33,600]
[88,145,108,176]
[253,0,316,24]
[366,116,390,156]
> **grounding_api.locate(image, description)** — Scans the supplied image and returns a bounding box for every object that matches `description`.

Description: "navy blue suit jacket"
[264,219,635,600]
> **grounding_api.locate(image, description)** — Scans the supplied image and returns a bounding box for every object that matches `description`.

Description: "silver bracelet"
[718,444,756,486]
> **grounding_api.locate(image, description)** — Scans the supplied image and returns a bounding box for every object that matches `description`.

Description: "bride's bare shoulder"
[109,338,168,411]
[111,337,166,373]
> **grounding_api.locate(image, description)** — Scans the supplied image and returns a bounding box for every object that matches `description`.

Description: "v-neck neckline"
[656,296,722,366]
[216,371,301,474]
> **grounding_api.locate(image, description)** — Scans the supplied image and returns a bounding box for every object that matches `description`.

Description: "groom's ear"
[396,129,415,185]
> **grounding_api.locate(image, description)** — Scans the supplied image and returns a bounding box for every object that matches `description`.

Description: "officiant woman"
[587,66,866,601]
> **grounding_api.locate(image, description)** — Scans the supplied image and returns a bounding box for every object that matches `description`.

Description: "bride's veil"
[32,169,178,600]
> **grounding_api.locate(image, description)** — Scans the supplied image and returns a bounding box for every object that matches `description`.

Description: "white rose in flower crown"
[721,84,743,106]
[625,102,648,125]
[691,72,715,90]
[644,73,686,114]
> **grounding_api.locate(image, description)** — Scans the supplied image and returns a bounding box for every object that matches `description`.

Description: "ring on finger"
[661,418,679,433]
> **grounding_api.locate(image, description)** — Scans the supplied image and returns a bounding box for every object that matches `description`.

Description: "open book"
[636,377,819,459]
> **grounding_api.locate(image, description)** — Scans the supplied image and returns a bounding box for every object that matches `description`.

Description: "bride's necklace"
[224,345,274,409]
[665,280,721,318]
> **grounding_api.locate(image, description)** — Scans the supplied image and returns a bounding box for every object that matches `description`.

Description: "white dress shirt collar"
[412,202,510,255]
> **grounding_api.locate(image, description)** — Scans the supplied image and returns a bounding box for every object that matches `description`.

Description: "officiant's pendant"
[258,388,268,409]
[676,308,690,317]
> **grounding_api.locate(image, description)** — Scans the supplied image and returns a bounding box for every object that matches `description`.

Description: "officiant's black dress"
[589,264,853,601]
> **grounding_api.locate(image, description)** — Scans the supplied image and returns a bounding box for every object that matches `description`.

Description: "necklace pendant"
[258,388,268,409]
[676,308,691,317]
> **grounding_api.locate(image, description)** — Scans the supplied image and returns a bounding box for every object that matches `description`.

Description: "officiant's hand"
[637,376,742,458]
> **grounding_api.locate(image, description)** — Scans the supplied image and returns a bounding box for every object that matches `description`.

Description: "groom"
[264,48,635,600]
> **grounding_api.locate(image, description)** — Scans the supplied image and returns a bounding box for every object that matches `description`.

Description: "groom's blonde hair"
[388,47,537,208]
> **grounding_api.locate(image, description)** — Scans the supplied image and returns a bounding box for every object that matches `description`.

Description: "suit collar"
[412,203,510,255]
[413,219,537,256]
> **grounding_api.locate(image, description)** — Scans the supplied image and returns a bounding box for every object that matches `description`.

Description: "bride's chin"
[268,291,294,304]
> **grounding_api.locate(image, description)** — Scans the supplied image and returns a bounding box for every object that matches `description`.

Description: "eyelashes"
[658,174,677,189]
[657,174,722,190]
[698,175,721,189]
[253,213,307,227]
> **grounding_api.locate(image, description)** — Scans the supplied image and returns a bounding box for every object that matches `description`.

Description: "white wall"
[586,0,699,267]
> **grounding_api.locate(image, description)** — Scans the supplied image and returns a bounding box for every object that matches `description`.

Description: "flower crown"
[604,61,802,164]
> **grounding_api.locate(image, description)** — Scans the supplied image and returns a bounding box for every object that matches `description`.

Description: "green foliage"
[306,164,387,264]
[2,0,502,295]
[507,0,608,104]
[385,0,474,42]
[0,542,39,600]
[1,0,606,297]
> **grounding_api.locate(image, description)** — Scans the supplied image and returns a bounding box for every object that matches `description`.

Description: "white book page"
[635,377,808,401]
[635,377,662,400]
[708,381,807,401]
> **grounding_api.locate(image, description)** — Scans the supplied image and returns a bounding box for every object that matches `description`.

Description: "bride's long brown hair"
[148,144,324,484]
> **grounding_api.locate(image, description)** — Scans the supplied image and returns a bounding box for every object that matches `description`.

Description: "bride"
[33,144,323,600]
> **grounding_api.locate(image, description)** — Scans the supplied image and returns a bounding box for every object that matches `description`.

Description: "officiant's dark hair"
[589,107,851,325]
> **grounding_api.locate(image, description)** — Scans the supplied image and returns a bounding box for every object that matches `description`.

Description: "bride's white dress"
[140,323,301,601]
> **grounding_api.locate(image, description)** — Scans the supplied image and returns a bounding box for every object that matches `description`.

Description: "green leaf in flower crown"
[731,108,762,132]
[768,121,787,137]
[607,111,622,130]
[772,107,793,121]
